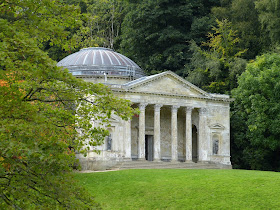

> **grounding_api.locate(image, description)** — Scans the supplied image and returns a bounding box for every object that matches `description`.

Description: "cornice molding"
[123,71,212,98]
[111,89,233,103]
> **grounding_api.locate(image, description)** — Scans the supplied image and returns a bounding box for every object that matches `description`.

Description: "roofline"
[111,89,233,103]
[122,71,214,98]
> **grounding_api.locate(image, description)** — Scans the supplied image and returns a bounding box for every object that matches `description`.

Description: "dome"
[57,47,145,79]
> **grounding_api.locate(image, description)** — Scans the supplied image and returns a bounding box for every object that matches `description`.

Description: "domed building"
[57,47,145,84]
[58,47,232,170]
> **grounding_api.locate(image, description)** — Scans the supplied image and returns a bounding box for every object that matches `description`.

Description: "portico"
[132,103,208,163]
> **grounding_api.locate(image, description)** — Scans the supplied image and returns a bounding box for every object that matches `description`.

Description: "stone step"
[116,161,223,170]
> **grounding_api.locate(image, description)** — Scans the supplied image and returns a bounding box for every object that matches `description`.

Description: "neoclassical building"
[58,47,232,170]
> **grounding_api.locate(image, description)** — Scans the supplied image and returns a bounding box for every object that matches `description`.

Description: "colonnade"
[135,103,207,162]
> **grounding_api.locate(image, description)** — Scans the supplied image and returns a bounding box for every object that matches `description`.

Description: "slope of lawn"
[74,169,280,209]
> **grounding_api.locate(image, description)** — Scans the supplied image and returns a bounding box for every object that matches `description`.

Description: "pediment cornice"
[123,71,212,98]
[111,89,233,103]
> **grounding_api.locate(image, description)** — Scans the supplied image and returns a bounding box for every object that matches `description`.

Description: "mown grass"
[74,169,280,209]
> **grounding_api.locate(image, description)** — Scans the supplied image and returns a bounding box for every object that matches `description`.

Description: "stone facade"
[58,47,232,170]
[76,71,232,170]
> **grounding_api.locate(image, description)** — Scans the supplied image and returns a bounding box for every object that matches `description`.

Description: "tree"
[83,0,128,49]
[44,0,129,61]
[231,53,280,171]
[255,0,280,48]
[0,1,135,208]
[186,19,247,94]
[120,0,219,75]
[211,0,262,59]
[1,0,84,62]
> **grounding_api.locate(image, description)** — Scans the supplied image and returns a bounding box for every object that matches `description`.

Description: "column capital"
[185,106,194,113]
[171,105,180,112]
[139,103,148,111]
[154,104,163,112]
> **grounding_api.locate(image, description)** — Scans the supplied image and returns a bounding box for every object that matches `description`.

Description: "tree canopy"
[119,0,219,75]
[255,0,280,47]
[0,0,135,208]
[186,19,247,94]
[211,0,262,59]
[231,53,280,171]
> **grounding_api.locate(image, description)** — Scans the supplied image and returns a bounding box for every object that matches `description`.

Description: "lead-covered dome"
[57,47,145,79]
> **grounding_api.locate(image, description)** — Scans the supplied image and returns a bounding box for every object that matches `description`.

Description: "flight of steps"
[112,160,230,170]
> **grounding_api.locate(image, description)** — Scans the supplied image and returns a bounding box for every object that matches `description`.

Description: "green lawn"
[74,169,280,209]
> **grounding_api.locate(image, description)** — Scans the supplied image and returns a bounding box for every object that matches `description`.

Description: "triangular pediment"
[123,71,211,98]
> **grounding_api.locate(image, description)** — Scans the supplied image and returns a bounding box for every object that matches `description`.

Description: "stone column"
[198,107,207,161]
[154,104,163,161]
[171,105,180,162]
[185,106,193,162]
[124,119,132,160]
[138,103,147,160]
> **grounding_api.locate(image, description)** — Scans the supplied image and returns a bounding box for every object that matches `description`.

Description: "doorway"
[145,135,154,161]
[192,125,198,163]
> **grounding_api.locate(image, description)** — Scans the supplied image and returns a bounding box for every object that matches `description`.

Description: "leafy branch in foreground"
[0,5,136,208]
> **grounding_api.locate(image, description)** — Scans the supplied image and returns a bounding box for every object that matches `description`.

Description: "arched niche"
[106,128,114,151]
[212,133,220,155]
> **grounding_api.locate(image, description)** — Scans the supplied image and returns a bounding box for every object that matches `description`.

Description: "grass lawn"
[74,169,280,209]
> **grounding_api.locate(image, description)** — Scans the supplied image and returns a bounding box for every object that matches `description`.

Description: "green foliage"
[120,0,219,74]
[255,0,280,47]
[232,53,280,171]
[75,169,280,209]
[212,0,262,59]
[186,19,247,94]
[43,0,129,61]
[74,0,128,49]
[203,19,247,59]
[0,1,136,208]
[0,0,86,62]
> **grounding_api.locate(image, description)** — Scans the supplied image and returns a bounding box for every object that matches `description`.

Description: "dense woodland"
[1,0,280,208]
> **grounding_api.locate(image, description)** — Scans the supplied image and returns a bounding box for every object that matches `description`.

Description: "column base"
[153,159,161,162]
[185,160,194,163]
[170,159,179,163]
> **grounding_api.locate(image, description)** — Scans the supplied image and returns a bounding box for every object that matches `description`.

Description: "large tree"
[120,0,219,75]
[211,0,262,59]
[45,0,129,61]
[255,0,280,48]
[231,53,280,171]
[0,0,135,208]
[186,19,247,94]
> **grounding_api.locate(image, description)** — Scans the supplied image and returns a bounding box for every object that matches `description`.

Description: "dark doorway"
[192,125,198,163]
[145,135,154,161]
